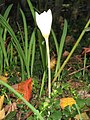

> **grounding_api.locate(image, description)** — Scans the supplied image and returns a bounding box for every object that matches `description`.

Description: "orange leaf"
[12,78,32,101]
[60,97,76,109]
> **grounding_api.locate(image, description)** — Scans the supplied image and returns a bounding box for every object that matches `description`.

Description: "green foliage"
[55,19,67,76]
[76,98,85,109]
[5,111,16,120]
[0,5,36,80]
[27,0,35,20]
[0,4,13,74]
[85,98,90,107]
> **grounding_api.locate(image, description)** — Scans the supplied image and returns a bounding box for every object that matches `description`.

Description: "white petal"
[35,9,52,39]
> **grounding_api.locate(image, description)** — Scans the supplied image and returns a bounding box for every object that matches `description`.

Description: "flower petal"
[36,9,52,39]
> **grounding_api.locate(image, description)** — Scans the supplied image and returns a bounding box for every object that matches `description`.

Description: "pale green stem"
[45,38,51,98]
[39,70,46,98]
[75,104,82,120]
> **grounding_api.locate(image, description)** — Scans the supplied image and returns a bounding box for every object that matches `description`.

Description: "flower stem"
[45,39,51,98]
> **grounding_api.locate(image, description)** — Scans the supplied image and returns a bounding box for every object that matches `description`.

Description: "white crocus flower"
[36,9,52,99]
[35,9,52,40]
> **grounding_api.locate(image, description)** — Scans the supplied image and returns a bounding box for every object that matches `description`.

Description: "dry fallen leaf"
[0,95,5,120]
[65,35,74,44]
[0,75,8,83]
[60,97,76,109]
[0,108,5,120]
[12,78,32,101]
[82,47,90,55]
[63,51,69,57]
[78,90,90,99]
[0,95,4,110]
[75,112,90,120]
[4,102,17,116]
[4,72,9,77]
[50,57,57,70]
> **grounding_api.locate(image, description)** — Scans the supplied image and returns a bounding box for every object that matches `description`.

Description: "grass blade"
[17,22,24,50]
[20,9,28,61]
[55,19,67,75]
[37,29,46,70]
[0,48,3,74]
[0,15,27,68]
[27,0,35,20]
[0,15,24,58]
[0,36,9,66]
[27,29,35,76]
[0,4,13,35]
[51,29,59,54]
[3,4,13,19]
[31,34,36,76]
[39,70,46,97]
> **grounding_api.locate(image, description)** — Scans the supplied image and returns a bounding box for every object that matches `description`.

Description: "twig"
[68,65,90,76]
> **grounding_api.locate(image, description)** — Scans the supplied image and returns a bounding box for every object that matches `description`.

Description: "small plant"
[35,9,52,98]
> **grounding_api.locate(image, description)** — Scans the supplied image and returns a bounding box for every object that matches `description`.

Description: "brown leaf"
[50,58,57,70]
[68,80,84,89]
[82,47,90,55]
[78,90,90,99]
[75,112,90,120]
[5,102,17,116]
[63,51,69,57]
[75,55,82,62]
[65,35,74,44]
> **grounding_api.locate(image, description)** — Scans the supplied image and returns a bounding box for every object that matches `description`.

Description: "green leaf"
[3,4,13,19]
[51,29,59,54]
[76,98,85,109]
[37,29,46,70]
[0,4,13,35]
[27,0,35,20]
[0,35,9,66]
[51,111,62,120]
[20,9,28,61]
[85,98,90,107]
[5,111,16,120]
[55,19,67,75]
[31,33,36,76]
[75,72,82,79]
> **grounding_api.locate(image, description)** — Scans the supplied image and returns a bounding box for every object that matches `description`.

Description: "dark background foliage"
[0,0,90,31]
